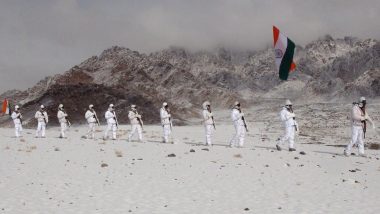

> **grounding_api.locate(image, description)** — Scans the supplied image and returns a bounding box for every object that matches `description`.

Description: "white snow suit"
[128,110,143,142]
[229,108,246,147]
[277,107,298,149]
[203,109,214,146]
[104,110,117,140]
[35,110,48,138]
[85,110,97,139]
[160,107,172,143]
[11,111,23,138]
[57,109,68,138]
[345,104,375,155]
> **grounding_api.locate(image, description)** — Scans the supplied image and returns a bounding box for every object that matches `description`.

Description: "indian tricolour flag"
[1,98,11,115]
[273,26,296,80]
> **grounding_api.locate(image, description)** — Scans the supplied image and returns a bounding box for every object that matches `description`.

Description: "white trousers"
[60,122,67,138]
[277,126,295,149]
[129,124,143,141]
[86,122,96,139]
[230,125,246,147]
[205,124,213,146]
[36,122,46,137]
[162,124,172,143]
[15,123,23,138]
[104,123,117,139]
[346,126,365,155]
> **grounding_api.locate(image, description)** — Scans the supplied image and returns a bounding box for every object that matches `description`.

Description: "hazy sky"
[1,0,379,93]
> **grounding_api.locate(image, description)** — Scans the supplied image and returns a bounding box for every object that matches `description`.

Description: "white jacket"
[35,111,48,123]
[203,110,214,125]
[11,112,22,124]
[85,110,97,123]
[352,104,375,128]
[105,110,117,124]
[128,110,142,125]
[57,110,68,123]
[231,108,245,126]
[160,108,171,125]
[280,107,297,128]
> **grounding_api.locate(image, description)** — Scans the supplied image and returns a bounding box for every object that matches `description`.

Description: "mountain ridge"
[1,35,379,127]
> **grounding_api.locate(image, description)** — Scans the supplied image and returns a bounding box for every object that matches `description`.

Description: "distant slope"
[1,36,379,127]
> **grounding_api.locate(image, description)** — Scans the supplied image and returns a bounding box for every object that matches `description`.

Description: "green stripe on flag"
[8,102,12,115]
[279,38,295,80]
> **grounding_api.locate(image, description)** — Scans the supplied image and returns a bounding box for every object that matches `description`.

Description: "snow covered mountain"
[1,36,379,127]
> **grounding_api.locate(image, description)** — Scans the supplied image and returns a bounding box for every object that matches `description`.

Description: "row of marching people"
[11,102,175,143]
[97,102,173,143]
[101,103,149,142]
[34,104,70,138]
[9,97,376,157]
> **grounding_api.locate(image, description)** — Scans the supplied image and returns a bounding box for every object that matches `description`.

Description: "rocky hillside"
[1,36,379,127]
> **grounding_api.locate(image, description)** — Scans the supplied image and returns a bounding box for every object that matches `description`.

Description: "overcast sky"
[1,0,379,93]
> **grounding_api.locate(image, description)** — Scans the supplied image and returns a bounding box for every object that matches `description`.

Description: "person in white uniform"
[160,102,172,143]
[104,104,118,140]
[276,99,298,152]
[57,104,69,138]
[344,97,375,157]
[128,104,144,142]
[202,101,215,146]
[85,104,99,139]
[11,105,23,138]
[35,105,48,138]
[229,101,247,148]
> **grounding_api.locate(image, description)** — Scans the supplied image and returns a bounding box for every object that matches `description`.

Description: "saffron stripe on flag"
[273,26,280,46]
[2,99,8,114]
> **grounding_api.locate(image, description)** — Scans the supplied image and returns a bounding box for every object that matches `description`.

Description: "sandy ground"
[1,102,380,213]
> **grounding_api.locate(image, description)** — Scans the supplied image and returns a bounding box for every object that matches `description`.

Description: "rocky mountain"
[1,35,379,127]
